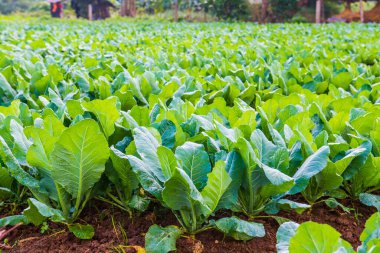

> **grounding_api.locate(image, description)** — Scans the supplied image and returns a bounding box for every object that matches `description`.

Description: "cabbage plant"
[0,117,109,239]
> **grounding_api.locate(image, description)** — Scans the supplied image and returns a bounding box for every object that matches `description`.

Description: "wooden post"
[131,0,136,17]
[345,0,351,11]
[316,0,321,24]
[360,0,364,22]
[120,0,127,16]
[321,0,324,22]
[261,0,269,23]
[88,4,93,20]
[120,0,136,17]
[173,0,179,22]
[203,0,207,22]
[188,0,191,19]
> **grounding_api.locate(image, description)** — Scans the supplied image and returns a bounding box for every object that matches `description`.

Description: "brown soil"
[333,3,380,22]
[365,3,380,22]
[0,198,376,253]
[335,9,360,22]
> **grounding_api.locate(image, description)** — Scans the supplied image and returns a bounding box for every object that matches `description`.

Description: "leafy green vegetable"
[278,213,380,253]
[23,198,64,225]
[175,142,212,190]
[0,118,109,237]
[360,193,380,211]
[68,224,95,240]
[288,222,354,252]
[50,119,110,221]
[145,225,183,253]
[214,216,265,241]
[0,215,29,227]
[82,97,120,138]
[0,21,379,246]
[276,221,299,253]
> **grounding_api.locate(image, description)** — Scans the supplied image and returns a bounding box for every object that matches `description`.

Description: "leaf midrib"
[75,125,89,208]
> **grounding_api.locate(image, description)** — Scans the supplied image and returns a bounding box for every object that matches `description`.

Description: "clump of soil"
[334,9,360,22]
[1,198,376,253]
[365,3,380,22]
[331,3,380,23]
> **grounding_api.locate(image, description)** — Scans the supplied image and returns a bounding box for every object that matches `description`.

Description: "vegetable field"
[0,20,380,253]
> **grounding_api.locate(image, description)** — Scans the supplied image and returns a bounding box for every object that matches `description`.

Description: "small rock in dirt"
[192,241,204,253]
[337,217,351,226]
[145,212,156,224]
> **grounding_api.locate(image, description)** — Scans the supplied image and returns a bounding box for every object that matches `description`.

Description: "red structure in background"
[50,1,63,18]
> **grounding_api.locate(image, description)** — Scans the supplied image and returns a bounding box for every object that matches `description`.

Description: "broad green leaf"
[276,199,310,214]
[214,216,265,241]
[114,87,137,111]
[331,72,352,90]
[316,162,343,190]
[359,238,380,253]
[152,120,176,149]
[129,106,150,127]
[68,224,95,239]
[82,97,120,138]
[0,167,12,199]
[288,146,330,194]
[175,142,211,190]
[66,99,84,119]
[201,160,232,217]
[0,100,20,118]
[108,146,139,193]
[289,221,354,253]
[0,186,13,198]
[127,155,163,199]
[23,198,64,225]
[324,198,352,213]
[145,225,182,253]
[157,146,177,180]
[162,168,201,211]
[133,127,164,182]
[250,129,277,165]
[214,121,241,149]
[42,114,66,137]
[9,119,31,166]
[218,150,245,210]
[25,127,56,174]
[259,164,294,199]
[334,146,367,175]
[0,73,16,99]
[342,141,372,180]
[128,75,148,105]
[351,155,380,195]
[329,111,349,134]
[128,195,150,212]
[351,112,377,136]
[276,221,299,253]
[271,147,290,172]
[232,109,256,131]
[0,136,41,192]
[360,193,380,211]
[192,115,214,131]
[262,163,293,187]
[358,221,380,253]
[0,215,29,227]
[360,212,380,242]
[50,119,110,203]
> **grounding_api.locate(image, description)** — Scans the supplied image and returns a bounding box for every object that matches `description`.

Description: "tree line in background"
[1,0,379,22]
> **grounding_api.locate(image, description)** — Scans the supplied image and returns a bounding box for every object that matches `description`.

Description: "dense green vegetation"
[0,0,346,22]
[277,212,380,252]
[0,20,379,252]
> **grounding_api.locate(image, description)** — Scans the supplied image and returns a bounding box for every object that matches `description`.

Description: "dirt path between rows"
[1,198,376,253]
